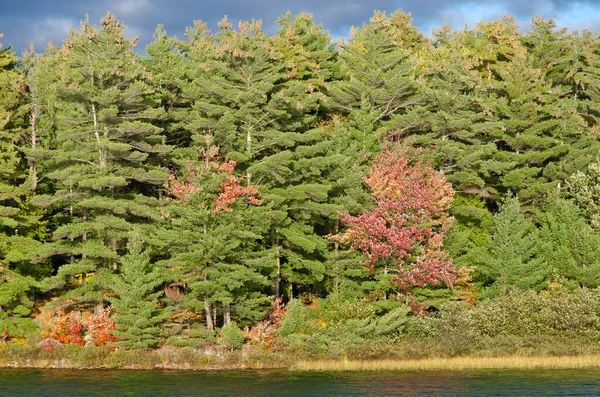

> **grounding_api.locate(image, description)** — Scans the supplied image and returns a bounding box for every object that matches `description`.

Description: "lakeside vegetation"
[2,8,600,366]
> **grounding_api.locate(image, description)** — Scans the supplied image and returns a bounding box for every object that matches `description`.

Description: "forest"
[2,9,600,362]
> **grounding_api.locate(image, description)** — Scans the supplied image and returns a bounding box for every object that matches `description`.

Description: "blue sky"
[1,0,600,54]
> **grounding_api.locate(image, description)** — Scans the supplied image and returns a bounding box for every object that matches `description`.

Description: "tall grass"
[291,355,600,372]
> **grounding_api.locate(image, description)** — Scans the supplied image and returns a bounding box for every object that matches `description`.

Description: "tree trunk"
[383,264,389,300]
[273,241,281,297]
[246,121,252,182]
[110,238,118,271]
[82,216,87,287]
[333,219,340,295]
[87,52,106,169]
[29,102,38,192]
[224,303,231,326]
[95,301,104,316]
[204,299,214,330]
[213,305,217,328]
[289,282,293,300]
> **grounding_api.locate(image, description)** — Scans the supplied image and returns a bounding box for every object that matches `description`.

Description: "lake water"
[1,368,600,396]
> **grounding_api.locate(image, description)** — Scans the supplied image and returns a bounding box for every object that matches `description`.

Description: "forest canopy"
[2,10,600,350]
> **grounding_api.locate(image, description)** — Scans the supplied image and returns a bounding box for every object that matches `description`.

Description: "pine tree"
[156,146,269,330]
[0,33,28,263]
[0,265,38,338]
[4,45,59,280]
[536,197,600,288]
[151,15,343,298]
[30,14,170,309]
[477,195,548,297]
[0,35,44,335]
[107,235,165,349]
[412,17,600,206]
[332,10,424,135]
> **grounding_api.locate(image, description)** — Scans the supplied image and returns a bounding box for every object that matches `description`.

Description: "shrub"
[218,323,246,350]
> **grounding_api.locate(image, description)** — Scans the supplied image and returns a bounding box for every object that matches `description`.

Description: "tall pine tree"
[32,14,170,310]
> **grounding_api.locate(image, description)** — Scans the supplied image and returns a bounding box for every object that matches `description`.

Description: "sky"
[1,0,600,55]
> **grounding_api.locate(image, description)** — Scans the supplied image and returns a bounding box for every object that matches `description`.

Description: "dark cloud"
[1,0,599,55]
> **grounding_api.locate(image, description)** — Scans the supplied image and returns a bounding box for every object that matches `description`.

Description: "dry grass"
[291,355,600,372]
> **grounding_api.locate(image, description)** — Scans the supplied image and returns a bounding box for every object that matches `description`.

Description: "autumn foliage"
[164,146,262,212]
[86,307,119,346]
[337,144,457,289]
[246,297,287,348]
[41,307,119,347]
[213,160,262,213]
[41,311,86,346]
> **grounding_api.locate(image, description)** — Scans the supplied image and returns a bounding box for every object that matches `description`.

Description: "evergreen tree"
[0,265,38,338]
[0,35,45,335]
[536,197,600,288]
[0,33,28,264]
[412,17,600,205]
[4,45,60,280]
[31,14,170,309]
[567,158,600,228]
[107,235,165,349]
[332,10,424,135]
[477,196,548,297]
[156,146,269,330]
[150,15,343,298]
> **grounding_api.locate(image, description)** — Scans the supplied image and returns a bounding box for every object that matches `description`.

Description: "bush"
[218,323,246,350]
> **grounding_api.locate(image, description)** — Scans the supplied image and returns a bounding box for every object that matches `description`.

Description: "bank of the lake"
[4,342,600,372]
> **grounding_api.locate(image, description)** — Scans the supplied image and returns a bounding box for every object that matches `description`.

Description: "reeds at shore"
[290,355,600,372]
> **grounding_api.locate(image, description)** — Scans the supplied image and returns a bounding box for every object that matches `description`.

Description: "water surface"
[1,368,600,396]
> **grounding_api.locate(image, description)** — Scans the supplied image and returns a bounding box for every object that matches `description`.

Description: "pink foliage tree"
[337,143,457,289]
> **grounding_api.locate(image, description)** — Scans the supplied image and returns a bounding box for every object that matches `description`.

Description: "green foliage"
[568,158,600,228]
[276,300,317,337]
[218,323,246,350]
[444,194,493,270]
[536,197,600,288]
[6,10,600,356]
[432,287,600,339]
[29,14,170,306]
[476,195,549,297]
[345,306,410,337]
[107,236,166,349]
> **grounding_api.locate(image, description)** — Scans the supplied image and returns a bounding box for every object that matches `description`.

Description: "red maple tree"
[336,143,457,289]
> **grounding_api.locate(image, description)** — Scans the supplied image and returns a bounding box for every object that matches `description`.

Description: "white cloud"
[26,17,74,52]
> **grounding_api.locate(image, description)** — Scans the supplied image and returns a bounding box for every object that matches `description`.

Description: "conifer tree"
[31,14,170,309]
[3,45,61,280]
[157,146,269,329]
[477,196,548,297]
[332,10,424,135]
[536,197,600,288]
[150,15,343,298]
[107,235,165,349]
[412,17,600,206]
[0,33,27,260]
[0,37,42,336]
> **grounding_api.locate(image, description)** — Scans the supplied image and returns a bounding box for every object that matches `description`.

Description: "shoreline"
[3,354,600,372]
